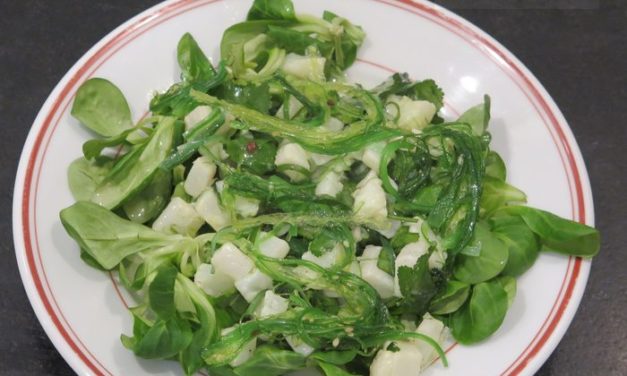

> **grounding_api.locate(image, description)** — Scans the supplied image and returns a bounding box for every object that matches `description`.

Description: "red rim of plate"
[13,0,590,375]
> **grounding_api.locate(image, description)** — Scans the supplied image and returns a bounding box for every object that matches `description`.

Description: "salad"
[59,0,600,375]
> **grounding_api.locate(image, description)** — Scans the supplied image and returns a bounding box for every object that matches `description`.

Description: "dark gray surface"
[0,0,624,375]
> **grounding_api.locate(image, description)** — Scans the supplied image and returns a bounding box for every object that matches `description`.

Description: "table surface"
[1,1,625,375]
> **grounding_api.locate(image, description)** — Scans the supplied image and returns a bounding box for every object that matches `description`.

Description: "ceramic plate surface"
[13,0,595,375]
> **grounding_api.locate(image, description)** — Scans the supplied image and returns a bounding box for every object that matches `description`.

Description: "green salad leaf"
[500,206,600,257]
[429,280,470,315]
[247,0,296,21]
[453,222,508,284]
[71,77,133,137]
[449,280,508,344]
[67,156,114,201]
[491,215,540,277]
[177,32,216,83]
[92,116,177,209]
[457,95,491,136]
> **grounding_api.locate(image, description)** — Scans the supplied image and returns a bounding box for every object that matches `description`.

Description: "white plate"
[12,0,595,375]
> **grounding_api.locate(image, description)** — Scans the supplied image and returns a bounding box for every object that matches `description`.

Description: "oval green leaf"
[480,176,527,216]
[429,280,470,315]
[453,222,508,284]
[92,116,177,209]
[177,32,215,82]
[457,95,490,136]
[71,78,132,137]
[493,275,517,308]
[449,280,508,344]
[67,156,114,201]
[122,169,172,224]
[492,216,540,277]
[500,205,600,258]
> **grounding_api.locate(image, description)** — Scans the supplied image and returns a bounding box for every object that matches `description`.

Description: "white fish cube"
[255,291,289,318]
[194,188,231,231]
[428,249,447,270]
[389,95,436,132]
[152,197,203,236]
[352,226,364,242]
[275,142,310,182]
[211,242,254,281]
[401,318,417,332]
[324,117,344,132]
[375,220,401,239]
[408,221,447,270]
[359,245,395,299]
[193,263,234,297]
[362,141,386,172]
[235,269,273,302]
[315,171,344,198]
[370,341,423,376]
[302,244,344,269]
[416,314,445,366]
[258,233,290,259]
[285,335,315,357]
[234,195,260,217]
[184,156,217,198]
[345,260,361,277]
[309,152,334,166]
[215,180,225,194]
[352,170,388,224]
